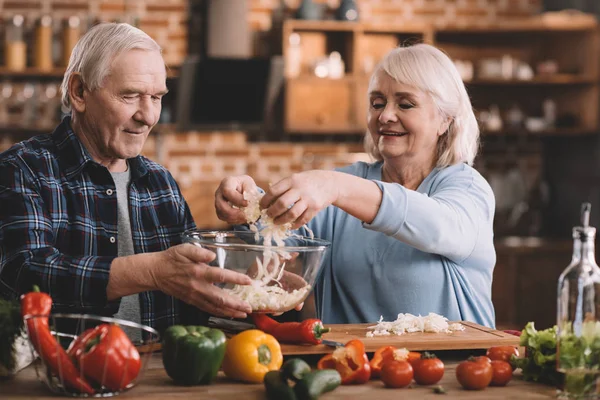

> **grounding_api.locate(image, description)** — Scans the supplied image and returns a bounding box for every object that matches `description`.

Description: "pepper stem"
[257,344,272,365]
[313,323,330,339]
[32,285,40,293]
[84,334,102,353]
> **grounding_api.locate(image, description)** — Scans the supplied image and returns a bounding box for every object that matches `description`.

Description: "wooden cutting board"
[280,321,520,355]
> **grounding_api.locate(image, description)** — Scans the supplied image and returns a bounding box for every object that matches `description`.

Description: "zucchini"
[294,369,342,400]
[281,358,311,382]
[264,370,297,400]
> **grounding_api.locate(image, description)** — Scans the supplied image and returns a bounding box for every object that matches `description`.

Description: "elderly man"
[0,23,251,336]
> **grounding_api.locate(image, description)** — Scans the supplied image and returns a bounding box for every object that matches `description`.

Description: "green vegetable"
[294,369,342,400]
[0,298,22,375]
[511,322,562,386]
[264,370,297,400]
[162,325,226,385]
[281,358,311,382]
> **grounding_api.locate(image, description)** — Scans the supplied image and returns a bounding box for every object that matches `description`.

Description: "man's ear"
[68,73,86,113]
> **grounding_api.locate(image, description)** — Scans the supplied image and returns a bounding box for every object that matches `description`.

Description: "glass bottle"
[557,203,600,398]
[34,15,53,71]
[5,15,27,71]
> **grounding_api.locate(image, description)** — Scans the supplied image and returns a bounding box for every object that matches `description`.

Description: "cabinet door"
[285,78,357,133]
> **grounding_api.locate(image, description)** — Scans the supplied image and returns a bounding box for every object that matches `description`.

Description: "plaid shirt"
[0,117,207,334]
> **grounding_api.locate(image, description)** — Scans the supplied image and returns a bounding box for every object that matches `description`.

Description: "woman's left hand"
[259,170,339,229]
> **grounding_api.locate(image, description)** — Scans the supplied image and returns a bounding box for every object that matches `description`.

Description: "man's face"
[78,49,167,168]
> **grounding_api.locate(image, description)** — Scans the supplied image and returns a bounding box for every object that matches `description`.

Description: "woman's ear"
[68,73,86,113]
[438,117,452,136]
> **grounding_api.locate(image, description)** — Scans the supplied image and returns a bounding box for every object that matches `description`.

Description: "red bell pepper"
[75,323,141,391]
[20,286,95,395]
[369,346,421,378]
[317,339,371,384]
[251,313,330,345]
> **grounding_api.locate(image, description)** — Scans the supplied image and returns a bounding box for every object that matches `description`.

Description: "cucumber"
[294,369,342,400]
[281,358,312,382]
[264,370,297,400]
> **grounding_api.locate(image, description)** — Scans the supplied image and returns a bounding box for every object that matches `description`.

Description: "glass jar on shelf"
[34,15,53,70]
[556,202,600,398]
[62,16,80,67]
[5,15,27,71]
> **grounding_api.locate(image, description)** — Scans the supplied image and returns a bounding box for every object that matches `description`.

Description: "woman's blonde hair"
[364,43,479,167]
[60,22,162,111]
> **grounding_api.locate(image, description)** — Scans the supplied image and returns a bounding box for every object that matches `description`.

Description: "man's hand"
[152,244,253,318]
[214,175,258,225]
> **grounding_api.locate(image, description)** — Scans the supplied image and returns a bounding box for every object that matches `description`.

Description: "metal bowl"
[23,313,159,397]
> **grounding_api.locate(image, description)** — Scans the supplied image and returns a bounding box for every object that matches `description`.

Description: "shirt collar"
[53,116,149,181]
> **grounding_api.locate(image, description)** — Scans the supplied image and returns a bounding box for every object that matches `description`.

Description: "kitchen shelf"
[0,65,180,79]
[482,127,597,136]
[466,75,596,86]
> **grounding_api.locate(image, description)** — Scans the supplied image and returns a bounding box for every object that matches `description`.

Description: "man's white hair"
[364,43,480,167]
[60,22,162,111]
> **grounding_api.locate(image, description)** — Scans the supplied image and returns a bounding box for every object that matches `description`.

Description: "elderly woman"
[215,44,496,328]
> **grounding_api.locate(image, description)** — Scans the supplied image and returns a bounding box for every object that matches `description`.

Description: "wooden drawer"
[285,77,362,134]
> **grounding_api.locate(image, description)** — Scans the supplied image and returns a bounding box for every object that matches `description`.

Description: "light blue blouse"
[300,161,496,328]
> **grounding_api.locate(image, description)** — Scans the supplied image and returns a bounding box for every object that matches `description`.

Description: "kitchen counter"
[2,353,557,399]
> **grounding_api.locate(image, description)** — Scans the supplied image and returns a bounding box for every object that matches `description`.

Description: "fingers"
[294,302,304,311]
[273,198,309,226]
[215,180,249,225]
[203,265,253,286]
[260,176,291,209]
[188,290,252,319]
[178,243,217,263]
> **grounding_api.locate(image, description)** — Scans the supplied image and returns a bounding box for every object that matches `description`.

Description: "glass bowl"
[181,230,331,313]
[23,313,159,397]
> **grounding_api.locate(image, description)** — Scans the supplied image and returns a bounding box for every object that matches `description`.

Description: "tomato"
[490,360,513,386]
[412,353,444,385]
[472,356,491,364]
[456,358,493,390]
[486,346,519,369]
[380,360,414,388]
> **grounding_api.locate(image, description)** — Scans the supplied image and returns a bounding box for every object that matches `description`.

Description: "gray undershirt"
[110,167,142,342]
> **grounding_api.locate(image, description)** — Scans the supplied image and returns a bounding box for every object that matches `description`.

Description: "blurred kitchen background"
[1,0,600,330]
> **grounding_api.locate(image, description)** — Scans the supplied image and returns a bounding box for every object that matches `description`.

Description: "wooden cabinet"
[493,238,572,330]
[282,16,599,136]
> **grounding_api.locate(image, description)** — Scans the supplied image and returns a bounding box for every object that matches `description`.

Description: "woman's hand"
[154,244,253,319]
[214,175,258,225]
[260,170,339,229]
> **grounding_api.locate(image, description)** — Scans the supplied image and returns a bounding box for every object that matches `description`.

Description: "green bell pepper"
[162,325,227,385]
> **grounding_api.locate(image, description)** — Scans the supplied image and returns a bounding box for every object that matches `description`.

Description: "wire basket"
[23,313,160,397]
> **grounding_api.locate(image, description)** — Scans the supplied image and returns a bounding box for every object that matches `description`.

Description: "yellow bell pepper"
[222,329,283,383]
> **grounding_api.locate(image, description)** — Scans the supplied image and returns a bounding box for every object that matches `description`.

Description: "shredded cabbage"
[365,313,465,337]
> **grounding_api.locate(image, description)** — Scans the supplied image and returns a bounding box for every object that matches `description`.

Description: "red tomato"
[490,360,513,386]
[412,353,444,385]
[486,346,519,362]
[472,356,491,364]
[380,360,414,388]
[456,358,493,390]
[486,346,519,368]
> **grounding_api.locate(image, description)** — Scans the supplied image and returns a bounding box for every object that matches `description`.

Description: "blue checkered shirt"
[0,117,207,333]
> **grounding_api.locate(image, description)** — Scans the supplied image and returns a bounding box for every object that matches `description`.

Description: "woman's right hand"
[214,175,258,225]
[154,244,253,319]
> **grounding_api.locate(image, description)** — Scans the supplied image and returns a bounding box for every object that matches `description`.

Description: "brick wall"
[0,0,188,66]
[248,0,543,33]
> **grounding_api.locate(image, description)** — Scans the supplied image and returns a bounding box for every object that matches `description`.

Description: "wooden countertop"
[2,353,557,399]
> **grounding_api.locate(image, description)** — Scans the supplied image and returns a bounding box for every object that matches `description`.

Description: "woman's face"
[367,68,448,166]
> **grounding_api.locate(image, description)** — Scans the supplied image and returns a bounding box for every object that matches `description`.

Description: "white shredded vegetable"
[365,313,465,337]
[224,187,315,311]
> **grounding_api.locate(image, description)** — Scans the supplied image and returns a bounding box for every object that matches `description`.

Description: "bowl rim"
[182,229,331,252]
[24,313,160,340]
